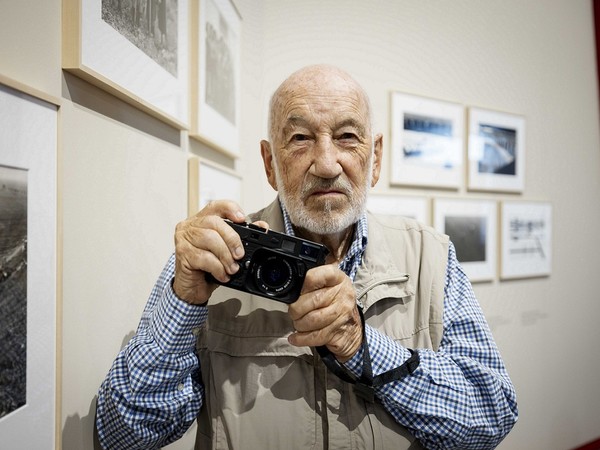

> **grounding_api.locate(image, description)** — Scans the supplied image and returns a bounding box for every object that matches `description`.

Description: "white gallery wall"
[1,1,599,449]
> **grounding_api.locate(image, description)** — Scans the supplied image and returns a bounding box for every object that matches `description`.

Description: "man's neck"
[293,225,355,265]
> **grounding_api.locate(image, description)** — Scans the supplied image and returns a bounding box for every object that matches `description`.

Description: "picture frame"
[467,107,525,193]
[390,92,465,189]
[0,78,59,449]
[188,157,242,217]
[190,0,242,157]
[367,192,429,224]
[62,0,190,129]
[500,201,552,279]
[433,198,497,282]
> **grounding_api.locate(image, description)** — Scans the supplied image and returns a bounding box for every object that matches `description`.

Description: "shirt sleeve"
[344,242,518,450]
[95,254,208,450]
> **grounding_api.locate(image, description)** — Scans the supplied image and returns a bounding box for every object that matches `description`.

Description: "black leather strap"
[371,349,420,387]
[316,306,420,402]
[316,345,358,384]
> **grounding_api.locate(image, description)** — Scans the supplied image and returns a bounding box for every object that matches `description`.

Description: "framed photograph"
[0,80,58,448]
[63,0,190,128]
[500,201,552,279]
[188,157,242,216]
[390,92,465,189]
[190,0,242,157]
[467,107,525,192]
[367,192,429,224]
[434,198,497,282]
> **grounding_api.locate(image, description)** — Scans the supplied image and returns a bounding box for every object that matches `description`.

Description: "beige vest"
[195,201,449,449]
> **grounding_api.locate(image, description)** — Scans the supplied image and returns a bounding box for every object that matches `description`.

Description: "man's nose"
[310,136,343,179]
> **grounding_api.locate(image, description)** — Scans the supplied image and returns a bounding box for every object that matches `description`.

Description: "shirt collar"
[279,199,368,280]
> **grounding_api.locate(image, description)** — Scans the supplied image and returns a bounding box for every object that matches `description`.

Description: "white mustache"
[301,177,353,197]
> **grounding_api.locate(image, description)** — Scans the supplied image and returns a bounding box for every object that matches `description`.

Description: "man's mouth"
[311,189,344,196]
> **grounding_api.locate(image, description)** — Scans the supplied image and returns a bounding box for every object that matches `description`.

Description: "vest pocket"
[197,330,319,449]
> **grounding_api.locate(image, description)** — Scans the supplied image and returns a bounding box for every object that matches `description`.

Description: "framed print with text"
[434,198,497,282]
[0,79,58,449]
[188,157,242,217]
[467,107,525,193]
[63,0,190,128]
[367,192,429,224]
[391,92,464,189]
[191,0,242,157]
[500,201,552,279]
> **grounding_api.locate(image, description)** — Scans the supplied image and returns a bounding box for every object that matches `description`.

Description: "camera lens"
[255,255,294,295]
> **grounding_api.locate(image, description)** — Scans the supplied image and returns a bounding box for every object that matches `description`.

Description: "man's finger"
[300,264,346,295]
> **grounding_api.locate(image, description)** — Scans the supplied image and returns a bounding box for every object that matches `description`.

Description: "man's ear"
[260,140,278,191]
[370,133,383,187]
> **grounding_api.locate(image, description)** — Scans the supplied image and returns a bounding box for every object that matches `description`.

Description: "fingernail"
[235,211,245,221]
[229,262,239,274]
[234,246,244,259]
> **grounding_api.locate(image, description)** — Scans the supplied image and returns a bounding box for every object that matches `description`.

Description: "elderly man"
[96,65,518,449]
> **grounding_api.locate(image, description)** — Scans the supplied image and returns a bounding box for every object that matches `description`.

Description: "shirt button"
[177,383,184,391]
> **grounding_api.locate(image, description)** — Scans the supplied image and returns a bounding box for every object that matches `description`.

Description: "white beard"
[273,151,373,235]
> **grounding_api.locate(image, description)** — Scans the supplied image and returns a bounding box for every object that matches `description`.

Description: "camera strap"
[315,306,420,403]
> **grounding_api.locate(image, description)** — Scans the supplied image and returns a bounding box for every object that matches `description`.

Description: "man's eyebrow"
[335,118,367,135]
[284,116,310,127]
[281,116,311,136]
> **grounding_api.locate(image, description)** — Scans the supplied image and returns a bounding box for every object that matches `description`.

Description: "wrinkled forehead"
[282,91,365,122]
[269,69,371,137]
[280,73,366,112]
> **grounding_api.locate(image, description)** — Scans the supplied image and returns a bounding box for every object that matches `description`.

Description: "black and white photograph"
[468,107,525,192]
[501,201,552,279]
[0,82,57,449]
[102,0,179,76]
[204,0,236,125]
[434,198,497,282]
[194,0,241,157]
[0,165,27,420]
[391,92,464,189]
[63,0,189,127]
[444,215,487,263]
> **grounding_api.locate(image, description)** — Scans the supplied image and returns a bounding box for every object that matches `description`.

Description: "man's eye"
[338,133,359,141]
[292,134,308,141]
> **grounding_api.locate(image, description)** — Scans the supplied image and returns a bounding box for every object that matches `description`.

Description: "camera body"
[214,220,329,304]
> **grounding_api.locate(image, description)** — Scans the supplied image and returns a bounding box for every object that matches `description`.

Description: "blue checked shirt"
[96,211,518,450]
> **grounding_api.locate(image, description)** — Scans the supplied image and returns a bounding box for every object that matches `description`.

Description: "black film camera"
[212,220,329,304]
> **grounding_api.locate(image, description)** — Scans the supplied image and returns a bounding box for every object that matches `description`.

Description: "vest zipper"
[355,274,410,310]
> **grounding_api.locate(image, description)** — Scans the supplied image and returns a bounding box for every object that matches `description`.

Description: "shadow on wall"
[62,330,136,450]
[62,72,181,147]
[62,395,102,450]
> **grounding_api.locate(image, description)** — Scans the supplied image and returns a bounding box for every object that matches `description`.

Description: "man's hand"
[287,265,363,362]
[172,200,268,305]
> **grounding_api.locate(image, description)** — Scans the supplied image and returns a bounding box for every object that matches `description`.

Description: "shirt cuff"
[148,278,209,354]
[343,324,413,378]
